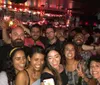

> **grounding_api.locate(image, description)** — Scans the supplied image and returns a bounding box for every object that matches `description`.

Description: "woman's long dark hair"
[3,47,25,85]
[29,45,45,58]
[45,45,62,85]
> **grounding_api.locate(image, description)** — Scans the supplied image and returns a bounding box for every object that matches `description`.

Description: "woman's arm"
[15,71,27,85]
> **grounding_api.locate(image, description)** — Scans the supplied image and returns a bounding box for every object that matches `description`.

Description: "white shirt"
[0,71,8,85]
[32,79,40,85]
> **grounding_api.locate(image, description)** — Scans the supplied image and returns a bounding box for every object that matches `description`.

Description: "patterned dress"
[65,61,92,85]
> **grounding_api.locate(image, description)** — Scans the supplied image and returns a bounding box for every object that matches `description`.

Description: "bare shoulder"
[17,70,27,77]
[16,70,29,82]
[43,68,53,75]
[15,70,28,85]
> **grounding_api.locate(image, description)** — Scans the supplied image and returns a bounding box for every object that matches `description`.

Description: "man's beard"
[32,36,39,41]
[11,39,24,47]
[73,40,83,46]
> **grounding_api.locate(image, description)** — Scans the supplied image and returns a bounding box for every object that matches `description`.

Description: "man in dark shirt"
[0,25,30,70]
[45,24,63,49]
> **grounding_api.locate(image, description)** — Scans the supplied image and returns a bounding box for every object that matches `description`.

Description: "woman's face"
[29,53,44,71]
[47,50,61,70]
[64,44,75,60]
[13,50,26,72]
[90,61,100,80]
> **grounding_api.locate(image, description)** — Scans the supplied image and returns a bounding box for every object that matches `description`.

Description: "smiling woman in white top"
[0,47,27,85]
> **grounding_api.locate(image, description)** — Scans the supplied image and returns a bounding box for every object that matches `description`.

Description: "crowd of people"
[0,19,100,85]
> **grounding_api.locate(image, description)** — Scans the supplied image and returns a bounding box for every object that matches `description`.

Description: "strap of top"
[24,69,30,85]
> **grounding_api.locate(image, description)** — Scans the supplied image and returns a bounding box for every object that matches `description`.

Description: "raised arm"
[13,20,30,35]
[0,20,11,44]
[19,24,30,35]
[82,44,100,51]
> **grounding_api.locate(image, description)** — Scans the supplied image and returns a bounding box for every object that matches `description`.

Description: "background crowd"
[0,19,100,85]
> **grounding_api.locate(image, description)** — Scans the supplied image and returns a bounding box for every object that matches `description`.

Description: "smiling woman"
[15,45,45,85]
[62,41,96,85]
[88,55,100,85]
[0,47,27,85]
[40,45,68,85]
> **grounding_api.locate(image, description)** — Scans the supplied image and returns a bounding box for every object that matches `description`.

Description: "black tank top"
[24,69,30,85]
